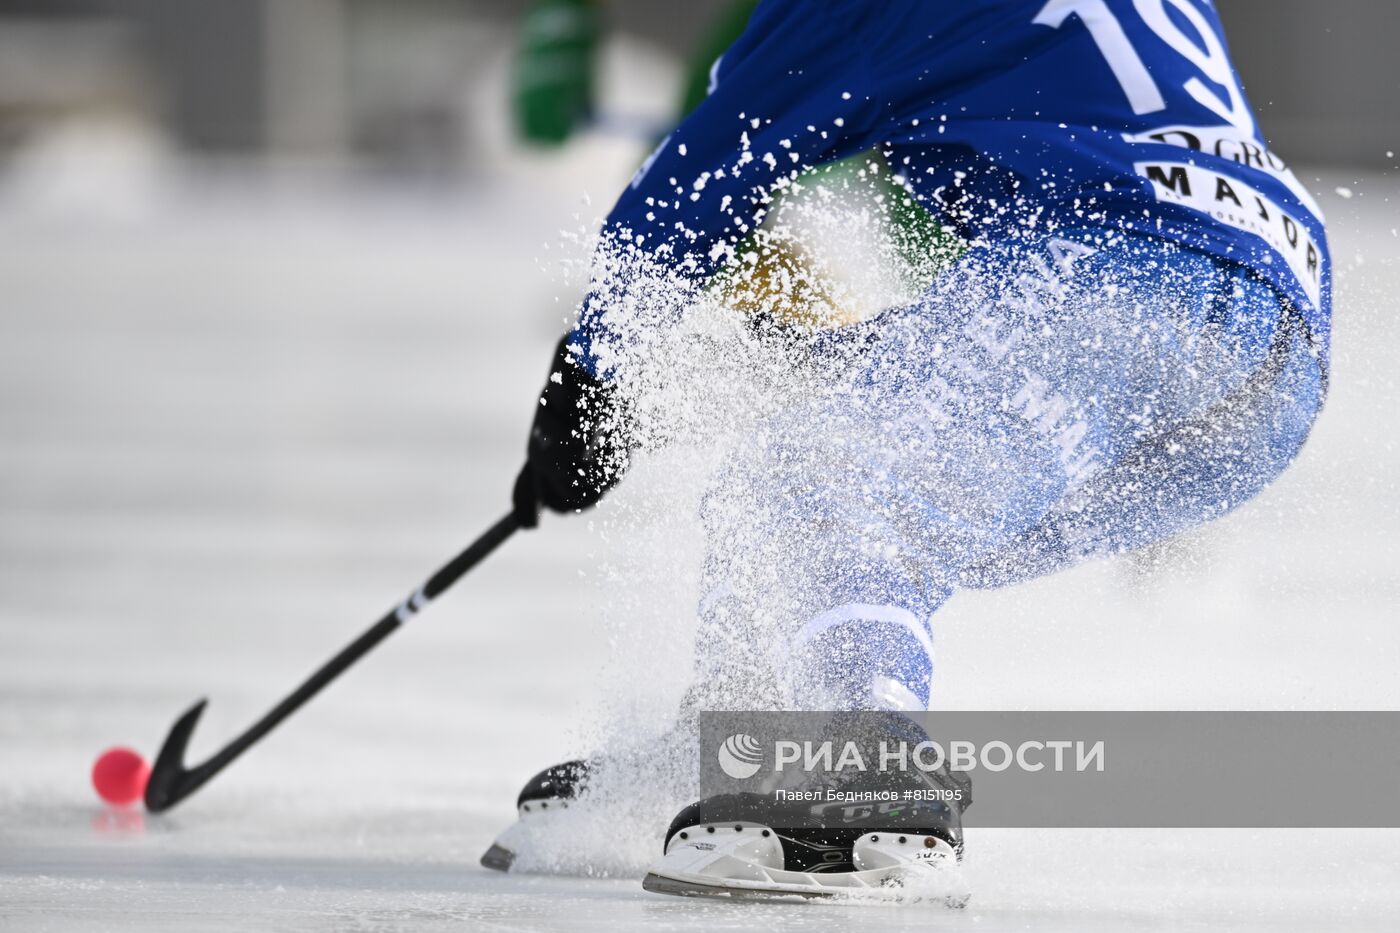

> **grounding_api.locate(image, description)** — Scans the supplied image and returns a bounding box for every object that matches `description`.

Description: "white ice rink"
[2,147,1398,930]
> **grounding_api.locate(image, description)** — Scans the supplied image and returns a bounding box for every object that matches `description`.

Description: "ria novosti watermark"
[719,734,1104,779]
[699,711,1400,828]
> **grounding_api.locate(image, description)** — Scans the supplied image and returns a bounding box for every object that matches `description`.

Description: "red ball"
[92,747,151,807]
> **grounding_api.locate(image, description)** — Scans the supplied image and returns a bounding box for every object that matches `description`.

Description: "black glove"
[512,335,627,527]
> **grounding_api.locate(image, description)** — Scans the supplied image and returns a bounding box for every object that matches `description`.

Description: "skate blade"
[643,826,969,906]
[479,843,515,873]
[642,868,970,906]
[642,871,846,901]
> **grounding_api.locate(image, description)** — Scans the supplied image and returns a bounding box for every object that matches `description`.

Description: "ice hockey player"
[498,0,1330,899]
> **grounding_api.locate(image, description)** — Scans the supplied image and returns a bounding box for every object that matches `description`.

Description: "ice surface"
[2,155,1399,930]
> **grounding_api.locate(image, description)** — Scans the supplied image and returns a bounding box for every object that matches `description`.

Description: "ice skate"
[642,784,969,905]
[643,716,971,907]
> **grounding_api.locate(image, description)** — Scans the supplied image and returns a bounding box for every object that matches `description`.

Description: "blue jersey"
[574,0,1330,368]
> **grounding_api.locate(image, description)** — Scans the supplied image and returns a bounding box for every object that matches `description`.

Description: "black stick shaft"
[144,512,520,811]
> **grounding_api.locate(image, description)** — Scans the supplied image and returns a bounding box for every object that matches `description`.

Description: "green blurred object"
[513,0,601,146]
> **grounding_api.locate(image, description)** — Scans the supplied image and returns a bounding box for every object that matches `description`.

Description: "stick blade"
[143,698,208,813]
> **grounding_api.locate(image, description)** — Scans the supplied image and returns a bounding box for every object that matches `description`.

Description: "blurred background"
[0,0,1395,172]
[0,0,1394,170]
[1,2,1398,928]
